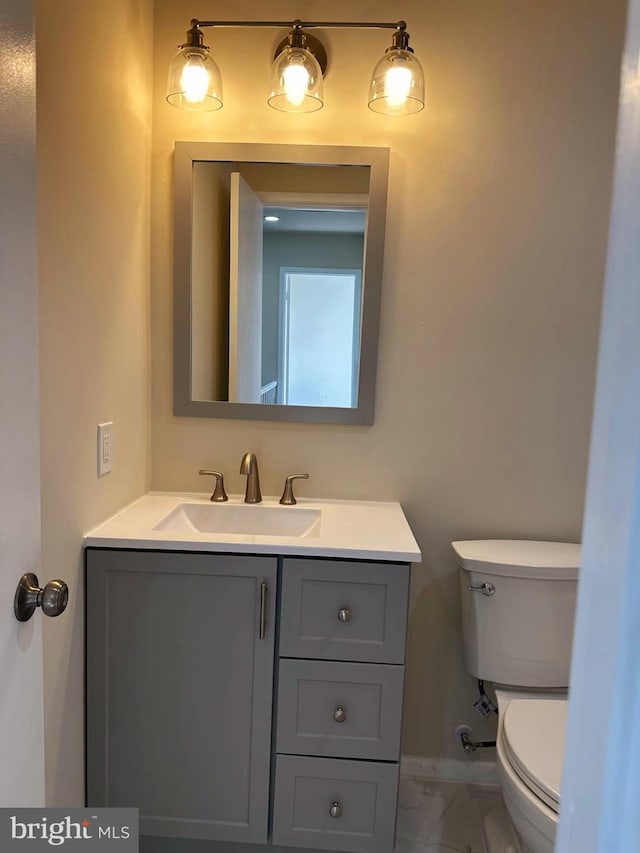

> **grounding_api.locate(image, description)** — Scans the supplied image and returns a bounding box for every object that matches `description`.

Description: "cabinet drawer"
[272,754,398,853]
[279,559,409,663]
[276,659,404,761]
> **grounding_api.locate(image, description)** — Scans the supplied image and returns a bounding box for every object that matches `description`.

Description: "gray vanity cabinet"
[86,549,411,853]
[86,549,277,844]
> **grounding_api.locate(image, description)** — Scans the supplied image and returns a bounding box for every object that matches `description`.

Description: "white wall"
[37,0,153,805]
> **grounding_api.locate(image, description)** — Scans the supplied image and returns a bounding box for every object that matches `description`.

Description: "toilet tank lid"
[451,540,581,579]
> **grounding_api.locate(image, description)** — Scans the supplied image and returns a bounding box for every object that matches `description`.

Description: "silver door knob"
[333,706,347,723]
[14,573,69,622]
[329,801,342,819]
[338,607,351,623]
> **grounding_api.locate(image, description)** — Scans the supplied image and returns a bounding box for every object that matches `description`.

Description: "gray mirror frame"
[173,142,389,424]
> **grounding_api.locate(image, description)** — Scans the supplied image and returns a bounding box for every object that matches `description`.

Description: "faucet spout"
[239,452,262,503]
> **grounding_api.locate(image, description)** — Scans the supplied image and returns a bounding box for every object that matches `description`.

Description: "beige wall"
[151,0,625,759]
[37,0,153,804]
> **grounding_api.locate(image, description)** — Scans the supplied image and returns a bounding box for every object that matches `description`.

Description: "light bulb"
[368,44,425,115]
[268,42,323,113]
[384,65,413,107]
[282,63,310,107]
[167,40,222,111]
[180,55,209,104]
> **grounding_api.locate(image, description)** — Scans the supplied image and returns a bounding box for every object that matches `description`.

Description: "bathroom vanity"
[85,493,420,853]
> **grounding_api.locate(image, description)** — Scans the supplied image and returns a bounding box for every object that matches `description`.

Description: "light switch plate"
[97,422,113,476]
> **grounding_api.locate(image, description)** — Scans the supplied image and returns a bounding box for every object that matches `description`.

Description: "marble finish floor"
[395,776,503,853]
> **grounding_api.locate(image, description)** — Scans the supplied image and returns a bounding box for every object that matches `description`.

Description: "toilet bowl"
[494,690,566,853]
[452,539,580,853]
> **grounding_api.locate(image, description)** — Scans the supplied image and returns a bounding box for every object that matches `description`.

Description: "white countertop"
[84,492,422,562]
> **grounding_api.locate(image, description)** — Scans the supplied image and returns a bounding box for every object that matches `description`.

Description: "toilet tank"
[452,540,580,689]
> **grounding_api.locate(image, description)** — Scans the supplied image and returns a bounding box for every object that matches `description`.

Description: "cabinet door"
[86,549,277,844]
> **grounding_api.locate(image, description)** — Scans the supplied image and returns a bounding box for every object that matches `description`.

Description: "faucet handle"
[198,470,228,502]
[279,473,310,506]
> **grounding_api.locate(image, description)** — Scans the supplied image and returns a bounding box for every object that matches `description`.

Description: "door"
[0,0,46,806]
[556,1,640,849]
[86,549,277,844]
[228,172,263,403]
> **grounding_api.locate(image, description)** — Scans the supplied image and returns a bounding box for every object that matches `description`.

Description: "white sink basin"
[153,502,321,538]
[85,492,422,561]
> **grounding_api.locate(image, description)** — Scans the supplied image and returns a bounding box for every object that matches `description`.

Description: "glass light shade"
[268,46,323,113]
[368,48,425,115]
[166,46,223,111]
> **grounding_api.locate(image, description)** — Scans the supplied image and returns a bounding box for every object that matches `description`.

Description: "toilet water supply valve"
[459,730,498,755]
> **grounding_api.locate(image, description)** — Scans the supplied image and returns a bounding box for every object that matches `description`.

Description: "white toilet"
[452,539,581,853]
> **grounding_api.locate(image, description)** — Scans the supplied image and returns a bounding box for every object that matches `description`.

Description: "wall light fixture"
[167,18,425,116]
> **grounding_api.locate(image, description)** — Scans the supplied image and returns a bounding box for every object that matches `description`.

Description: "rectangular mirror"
[174,143,389,424]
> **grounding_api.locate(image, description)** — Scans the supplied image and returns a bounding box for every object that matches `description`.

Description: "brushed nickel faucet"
[239,452,262,503]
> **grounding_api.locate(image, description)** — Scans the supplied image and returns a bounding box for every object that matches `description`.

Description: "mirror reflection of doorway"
[225,172,367,406]
[278,268,362,407]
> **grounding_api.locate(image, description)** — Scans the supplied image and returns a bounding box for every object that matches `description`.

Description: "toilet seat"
[501,698,566,813]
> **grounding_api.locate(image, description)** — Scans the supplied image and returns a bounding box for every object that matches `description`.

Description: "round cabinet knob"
[14,573,69,622]
[337,607,351,623]
[333,706,347,723]
[329,801,342,819]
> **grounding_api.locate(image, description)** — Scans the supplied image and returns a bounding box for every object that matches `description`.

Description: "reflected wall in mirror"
[174,143,389,424]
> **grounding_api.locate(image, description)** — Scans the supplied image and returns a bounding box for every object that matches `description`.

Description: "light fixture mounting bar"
[189,19,407,31]
[281,22,406,30]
